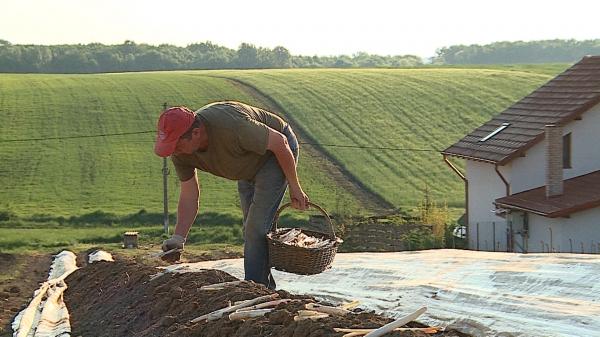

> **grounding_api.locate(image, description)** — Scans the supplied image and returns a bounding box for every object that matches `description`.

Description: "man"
[154,101,309,289]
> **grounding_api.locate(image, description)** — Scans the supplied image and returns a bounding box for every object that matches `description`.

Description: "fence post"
[476,222,480,251]
[569,238,573,253]
[509,221,514,252]
[492,222,496,252]
[162,102,170,235]
[541,241,544,252]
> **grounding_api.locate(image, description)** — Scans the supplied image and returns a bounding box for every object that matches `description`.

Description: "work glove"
[162,234,186,252]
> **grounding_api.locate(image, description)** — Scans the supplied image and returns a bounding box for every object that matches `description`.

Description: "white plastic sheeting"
[12,251,78,337]
[87,250,114,264]
[172,249,600,337]
[12,250,114,337]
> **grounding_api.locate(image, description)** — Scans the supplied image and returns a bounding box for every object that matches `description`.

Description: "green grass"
[0,224,244,252]
[421,63,569,76]
[0,65,566,247]
[0,210,323,252]
[206,67,558,208]
[0,72,360,221]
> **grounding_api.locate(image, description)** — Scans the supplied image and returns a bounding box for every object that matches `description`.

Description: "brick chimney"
[545,124,563,198]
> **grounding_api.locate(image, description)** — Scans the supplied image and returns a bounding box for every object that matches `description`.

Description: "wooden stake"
[293,313,329,321]
[190,294,279,323]
[363,307,427,337]
[334,326,441,336]
[340,300,360,310]
[200,280,244,290]
[305,303,352,316]
[237,299,293,311]
[228,309,273,320]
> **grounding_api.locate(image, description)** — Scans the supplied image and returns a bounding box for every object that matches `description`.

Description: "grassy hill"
[0,65,566,225]
[209,67,562,208]
[0,73,360,223]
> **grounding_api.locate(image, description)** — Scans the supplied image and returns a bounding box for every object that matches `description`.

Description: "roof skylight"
[479,123,510,142]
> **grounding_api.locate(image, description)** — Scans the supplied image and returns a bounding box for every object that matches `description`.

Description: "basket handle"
[271,202,336,237]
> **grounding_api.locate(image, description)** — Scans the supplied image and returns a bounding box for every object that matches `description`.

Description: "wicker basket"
[267,202,342,275]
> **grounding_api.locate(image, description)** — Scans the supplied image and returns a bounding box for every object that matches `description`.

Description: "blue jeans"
[238,125,298,289]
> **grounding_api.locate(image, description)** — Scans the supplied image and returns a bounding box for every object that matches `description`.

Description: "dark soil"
[64,256,472,337]
[0,253,52,337]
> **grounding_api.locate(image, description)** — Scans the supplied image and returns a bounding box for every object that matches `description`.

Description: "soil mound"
[64,257,470,337]
[0,253,52,337]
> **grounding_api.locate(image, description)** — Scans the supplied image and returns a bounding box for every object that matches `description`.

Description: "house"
[442,56,600,253]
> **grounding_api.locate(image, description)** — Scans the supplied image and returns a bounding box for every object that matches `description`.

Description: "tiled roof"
[494,170,600,217]
[442,56,600,164]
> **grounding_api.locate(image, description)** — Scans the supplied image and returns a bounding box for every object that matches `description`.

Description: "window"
[563,133,572,169]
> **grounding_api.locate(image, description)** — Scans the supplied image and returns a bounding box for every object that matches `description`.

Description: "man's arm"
[266,128,309,210]
[174,170,200,238]
[162,170,200,253]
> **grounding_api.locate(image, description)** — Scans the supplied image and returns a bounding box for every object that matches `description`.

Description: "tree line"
[433,39,600,64]
[2,38,599,73]
[0,39,422,73]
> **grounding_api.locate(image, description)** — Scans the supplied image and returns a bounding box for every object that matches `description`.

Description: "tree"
[272,46,291,68]
[235,43,259,68]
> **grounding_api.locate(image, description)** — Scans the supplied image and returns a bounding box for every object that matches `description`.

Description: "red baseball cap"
[154,106,196,157]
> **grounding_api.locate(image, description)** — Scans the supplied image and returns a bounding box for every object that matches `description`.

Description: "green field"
[213,67,560,207]
[0,65,567,250]
[0,73,359,221]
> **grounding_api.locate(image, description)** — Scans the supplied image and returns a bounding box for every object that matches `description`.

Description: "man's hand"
[289,186,309,210]
[162,234,186,252]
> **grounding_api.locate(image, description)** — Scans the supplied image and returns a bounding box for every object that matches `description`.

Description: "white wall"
[466,160,509,250]
[464,103,600,251]
[527,207,600,253]
[509,102,600,193]
[563,102,600,179]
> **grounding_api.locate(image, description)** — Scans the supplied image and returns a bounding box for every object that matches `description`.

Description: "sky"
[1,0,599,58]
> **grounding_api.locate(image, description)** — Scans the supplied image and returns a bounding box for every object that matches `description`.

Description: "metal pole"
[162,102,170,235]
[509,221,514,252]
[569,238,573,253]
[492,222,496,252]
[476,222,480,251]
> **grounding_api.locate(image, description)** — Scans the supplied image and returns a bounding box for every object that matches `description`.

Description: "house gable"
[508,102,600,193]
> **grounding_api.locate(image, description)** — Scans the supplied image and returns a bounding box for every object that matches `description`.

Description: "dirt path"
[0,253,51,337]
[222,77,394,212]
